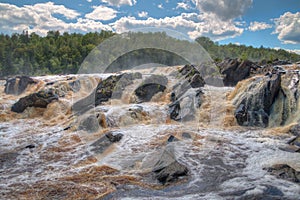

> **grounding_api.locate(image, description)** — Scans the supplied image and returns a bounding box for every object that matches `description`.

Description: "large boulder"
[218,59,257,86]
[234,73,281,127]
[134,74,168,102]
[72,73,141,114]
[4,76,36,95]
[169,88,203,121]
[11,90,58,113]
[152,145,189,184]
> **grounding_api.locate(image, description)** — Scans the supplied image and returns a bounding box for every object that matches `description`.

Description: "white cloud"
[85,5,117,21]
[176,2,190,10]
[273,12,300,44]
[248,21,272,31]
[193,0,253,21]
[87,0,92,2]
[158,4,164,9]
[101,0,137,7]
[112,12,243,41]
[138,11,148,18]
[0,2,112,35]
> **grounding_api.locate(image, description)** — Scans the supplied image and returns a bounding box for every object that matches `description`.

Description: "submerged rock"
[218,59,257,86]
[264,164,300,183]
[5,76,36,95]
[234,73,281,127]
[134,74,168,102]
[79,114,100,133]
[90,131,123,154]
[152,145,188,184]
[11,90,59,113]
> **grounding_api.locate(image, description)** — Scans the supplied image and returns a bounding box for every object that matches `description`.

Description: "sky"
[0,0,299,53]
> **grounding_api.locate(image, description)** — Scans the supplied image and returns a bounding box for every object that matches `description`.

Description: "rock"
[218,59,257,86]
[25,144,35,149]
[182,132,192,139]
[167,135,179,143]
[290,124,300,136]
[234,73,281,127]
[72,73,140,114]
[264,164,300,183]
[4,76,36,95]
[90,131,123,154]
[169,88,203,121]
[179,65,205,88]
[11,90,59,113]
[135,75,168,102]
[79,114,100,133]
[69,80,81,92]
[152,145,188,184]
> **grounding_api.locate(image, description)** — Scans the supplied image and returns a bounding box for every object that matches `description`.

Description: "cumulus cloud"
[248,21,272,31]
[158,4,164,9]
[273,12,300,44]
[176,2,190,10]
[193,0,253,21]
[112,12,243,41]
[101,0,137,7]
[85,5,117,21]
[0,2,112,35]
[138,11,148,18]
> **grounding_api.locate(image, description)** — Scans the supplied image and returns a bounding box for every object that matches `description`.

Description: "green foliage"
[0,30,115,77]
[196,36,300,63]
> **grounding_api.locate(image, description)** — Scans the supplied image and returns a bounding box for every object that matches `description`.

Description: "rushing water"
[1,70,300,199]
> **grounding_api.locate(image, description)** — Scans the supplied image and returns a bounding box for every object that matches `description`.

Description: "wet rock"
[73,73,140,114]
[4,76,36,95]
[90,131,123,154]
[234,73,281,127]
[218,59,257,86]
[69,79,81,92]
[167,135,179,143]
[0,152,18,169]
[11,90,59,113]
[79,114,100,133]
[179,65,205,88]
[152,146,188,184]
[135,75,168,102]
[169,88,203,121]
[264,164,300,183]
[182,132,192,139]
[290,124,300,136]
[25,144,35,149]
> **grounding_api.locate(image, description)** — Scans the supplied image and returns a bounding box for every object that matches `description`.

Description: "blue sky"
[0,0,299,53]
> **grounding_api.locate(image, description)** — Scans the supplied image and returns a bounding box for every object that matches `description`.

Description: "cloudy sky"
[0,0,299,52]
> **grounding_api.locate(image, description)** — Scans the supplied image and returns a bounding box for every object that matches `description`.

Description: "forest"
[0,30,300,77]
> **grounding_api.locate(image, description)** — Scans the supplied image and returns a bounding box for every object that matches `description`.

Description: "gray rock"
[79,115,100,133]
[135,75,168,102]
[264,164,300,183]
[152,145,188,184]
[234,73,281,127]
[5,76,36,95]
[90,131,123,154]
[11,90,58,113]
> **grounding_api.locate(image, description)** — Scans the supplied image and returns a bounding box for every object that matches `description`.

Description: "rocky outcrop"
[90,131,123,154]
[134,74,168,102]
[152,145,188,184]
[5,76,36,95]
[218,59,257,86]
[79,114,100,133]
[264,164,300,183]
[72,73,142,114]
[169,65,205,121]
[169,88,203,121]
[11,90,59,113]
[234,73,281,127]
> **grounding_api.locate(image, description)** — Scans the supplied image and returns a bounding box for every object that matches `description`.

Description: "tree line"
[0,31,299,77]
